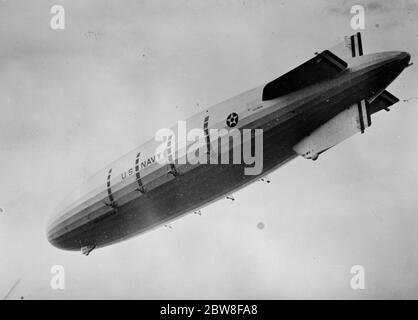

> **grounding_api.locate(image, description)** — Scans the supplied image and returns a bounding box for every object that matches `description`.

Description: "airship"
[47,33,412,255]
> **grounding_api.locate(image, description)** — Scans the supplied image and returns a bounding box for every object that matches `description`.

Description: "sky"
[0,0,418,299]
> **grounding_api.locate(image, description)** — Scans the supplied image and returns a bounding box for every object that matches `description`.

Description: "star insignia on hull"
[226,112,239,128]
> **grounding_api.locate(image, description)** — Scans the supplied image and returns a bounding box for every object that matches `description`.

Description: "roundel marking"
[226,112,239,128]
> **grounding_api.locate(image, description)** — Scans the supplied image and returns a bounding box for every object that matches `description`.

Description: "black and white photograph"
[1,0,418,304]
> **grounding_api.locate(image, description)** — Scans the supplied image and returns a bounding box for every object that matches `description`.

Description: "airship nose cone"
[46,222,59,248]
[398,51,411,66]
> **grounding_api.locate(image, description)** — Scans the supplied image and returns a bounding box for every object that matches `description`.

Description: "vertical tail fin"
[328,32,364,60]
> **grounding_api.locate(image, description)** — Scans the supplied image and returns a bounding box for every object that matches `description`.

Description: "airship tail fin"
[367,90,399,115]
[262,32,366,101]
[328,32,364,60]
[262,50,347,101]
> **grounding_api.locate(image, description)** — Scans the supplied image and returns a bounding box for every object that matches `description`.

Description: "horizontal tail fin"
[367,90,399,115]
[262,50,347,101]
